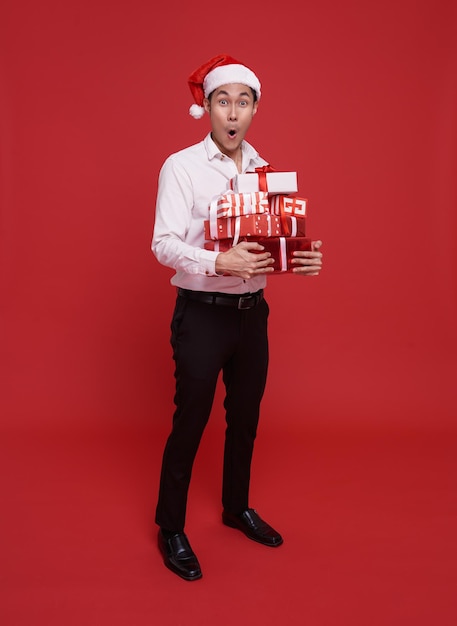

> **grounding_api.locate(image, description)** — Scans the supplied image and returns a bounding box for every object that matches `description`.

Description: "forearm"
[152,234,219,276]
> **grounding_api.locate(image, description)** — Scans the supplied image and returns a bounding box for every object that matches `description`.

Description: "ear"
[252,101,259,116]
[203,98,211,113]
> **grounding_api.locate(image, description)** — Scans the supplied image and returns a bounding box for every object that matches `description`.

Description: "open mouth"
[228,129,237,138]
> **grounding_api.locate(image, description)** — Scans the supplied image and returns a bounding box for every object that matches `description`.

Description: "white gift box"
[229,171,298,194]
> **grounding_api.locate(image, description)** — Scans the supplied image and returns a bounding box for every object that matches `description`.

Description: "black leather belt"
[177,288,264,310]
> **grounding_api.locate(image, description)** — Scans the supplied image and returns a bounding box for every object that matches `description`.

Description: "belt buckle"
[238,295,254,310]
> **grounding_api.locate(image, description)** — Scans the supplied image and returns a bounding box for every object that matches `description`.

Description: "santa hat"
[188,53,261,119]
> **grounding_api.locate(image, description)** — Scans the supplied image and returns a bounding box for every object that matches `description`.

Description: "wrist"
[215,252,225,275]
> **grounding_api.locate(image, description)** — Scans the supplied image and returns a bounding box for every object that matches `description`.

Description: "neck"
[232,148,243,173]
[211,134,243,173]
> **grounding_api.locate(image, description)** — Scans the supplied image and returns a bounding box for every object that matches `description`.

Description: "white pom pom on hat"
[189,103,206,119]
[188,53,261,119]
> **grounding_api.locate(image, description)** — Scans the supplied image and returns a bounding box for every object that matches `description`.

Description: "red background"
[1,0,456,431]
[1,1,456,624]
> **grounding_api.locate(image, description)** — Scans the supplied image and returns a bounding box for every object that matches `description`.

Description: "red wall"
[1,0,456,431]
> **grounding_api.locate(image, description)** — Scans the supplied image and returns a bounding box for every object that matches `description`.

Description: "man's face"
[204,83,258,160]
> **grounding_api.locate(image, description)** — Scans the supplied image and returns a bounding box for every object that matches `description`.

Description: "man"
[152,54,323,581]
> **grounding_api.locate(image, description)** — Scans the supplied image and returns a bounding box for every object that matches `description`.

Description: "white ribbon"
[289,216,297,237]
[208,193,222,240]
[279,237,288,272]
[233,216,242,245]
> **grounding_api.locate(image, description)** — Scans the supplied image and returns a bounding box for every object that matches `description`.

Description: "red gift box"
[204,236,312,273]
[203,240,232,252]
[204,213,282,242]
[281,216,307,237]
[256,237,312,272]
[269,195,307,217]
[210,191,269,219]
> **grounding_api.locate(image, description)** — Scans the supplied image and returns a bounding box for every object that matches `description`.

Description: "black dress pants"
[155,291,269,532]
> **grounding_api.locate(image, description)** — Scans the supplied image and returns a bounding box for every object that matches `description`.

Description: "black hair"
[208,86,258,103]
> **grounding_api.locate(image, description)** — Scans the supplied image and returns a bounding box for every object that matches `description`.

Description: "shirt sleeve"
[151,157,219,276]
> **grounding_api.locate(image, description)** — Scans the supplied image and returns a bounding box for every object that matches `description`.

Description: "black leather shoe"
[222,508,283,547]
[158,530,202,581]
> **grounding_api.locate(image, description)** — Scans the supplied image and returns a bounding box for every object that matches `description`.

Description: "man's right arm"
[215,241,274,279]
[152,158,220,277]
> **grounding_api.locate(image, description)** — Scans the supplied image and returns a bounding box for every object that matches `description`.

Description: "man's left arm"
[290,240,323,276]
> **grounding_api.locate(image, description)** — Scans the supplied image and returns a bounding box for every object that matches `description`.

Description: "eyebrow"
[216,89,251,98]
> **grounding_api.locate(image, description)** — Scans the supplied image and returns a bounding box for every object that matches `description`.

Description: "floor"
[1,420,456,626]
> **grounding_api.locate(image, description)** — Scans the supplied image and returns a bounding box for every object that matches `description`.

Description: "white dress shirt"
[152,133,269,294]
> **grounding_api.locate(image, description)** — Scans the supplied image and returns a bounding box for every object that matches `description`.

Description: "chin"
[227,139,243,153]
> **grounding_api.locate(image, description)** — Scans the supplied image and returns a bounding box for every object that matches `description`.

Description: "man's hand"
[291,240,323,276]
[215,241,275,279]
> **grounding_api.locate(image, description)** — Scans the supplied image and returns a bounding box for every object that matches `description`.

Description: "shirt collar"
[203,133,265,170]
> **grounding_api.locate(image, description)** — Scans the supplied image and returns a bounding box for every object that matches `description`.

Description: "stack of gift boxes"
[203,168,312,273]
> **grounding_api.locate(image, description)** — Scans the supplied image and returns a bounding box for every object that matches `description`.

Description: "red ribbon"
[254,166,292,236]
[279,200,291,236]
[254,165,276,193]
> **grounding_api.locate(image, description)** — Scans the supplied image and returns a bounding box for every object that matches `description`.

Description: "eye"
[219,99,228,105]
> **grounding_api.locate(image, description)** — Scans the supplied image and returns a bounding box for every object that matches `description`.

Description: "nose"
[227,105,237,121]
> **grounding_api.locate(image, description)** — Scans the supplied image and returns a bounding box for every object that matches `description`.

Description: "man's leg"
[220,298,283,547]
[221,298,269,515]
[155,296,238,532]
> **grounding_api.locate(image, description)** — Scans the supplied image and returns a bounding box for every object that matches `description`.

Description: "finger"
[291,257,322,266]
[251,257,275,269]
[258,257,275,267]
[248,251,272,262]
[239,241,266,251]
[292,267,321,275]
[292,250,323,258]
